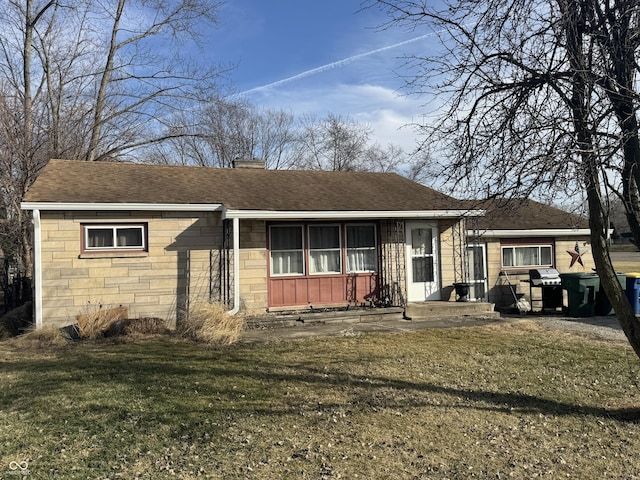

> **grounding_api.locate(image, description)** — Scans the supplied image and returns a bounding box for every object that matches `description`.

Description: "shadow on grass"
[1,337,638,426]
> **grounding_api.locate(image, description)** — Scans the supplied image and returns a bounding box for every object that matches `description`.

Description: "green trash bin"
[560,273,600,317]
[594,273,626,316]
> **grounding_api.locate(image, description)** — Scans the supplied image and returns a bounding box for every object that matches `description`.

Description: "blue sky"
[203,1,437,152]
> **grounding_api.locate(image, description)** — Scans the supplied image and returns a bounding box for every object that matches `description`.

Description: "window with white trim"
[308,225,341,274]
[346,224,377,272]
[83,224,146,252]
[502,245,553,268]
[270,225,304,275]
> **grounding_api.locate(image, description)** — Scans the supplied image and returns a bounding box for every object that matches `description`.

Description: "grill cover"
[529,268,561,286]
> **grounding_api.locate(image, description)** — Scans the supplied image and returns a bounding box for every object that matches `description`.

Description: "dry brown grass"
[179,300,245,345]
[0,324,638,479]
[76,304,128,339]
[0,302,32,337]
[105,317,170,338]
[13,325,71,349]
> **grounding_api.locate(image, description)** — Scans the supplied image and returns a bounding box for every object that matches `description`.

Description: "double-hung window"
[346,225,377,272]
[270,225,304,275]
[308,225,341,274]
[269,223,379,277]
[83,224,146,252]
[502,244,553,268]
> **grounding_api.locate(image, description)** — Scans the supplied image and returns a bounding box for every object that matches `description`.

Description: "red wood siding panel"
[268,273,379,308]
[269,278,306,306]
[311,276,345,304]
[348,273,380,302]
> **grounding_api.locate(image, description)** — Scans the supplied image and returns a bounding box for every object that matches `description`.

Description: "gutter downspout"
[227,216,240,315]
[33,209,43,329]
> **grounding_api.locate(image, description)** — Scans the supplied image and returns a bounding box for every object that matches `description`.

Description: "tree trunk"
[587,173,640,357]
[86,0,125,162]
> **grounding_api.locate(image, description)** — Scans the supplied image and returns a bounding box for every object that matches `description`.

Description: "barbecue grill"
[529,268,562,286]
[527,268,563,311]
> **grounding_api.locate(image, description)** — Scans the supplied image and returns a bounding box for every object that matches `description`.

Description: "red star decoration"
[567,249,585,267]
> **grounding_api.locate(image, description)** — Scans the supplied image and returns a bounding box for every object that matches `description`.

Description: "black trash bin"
[594,273,626,316]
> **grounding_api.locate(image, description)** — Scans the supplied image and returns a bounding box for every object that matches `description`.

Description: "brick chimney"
[232,159,265,169]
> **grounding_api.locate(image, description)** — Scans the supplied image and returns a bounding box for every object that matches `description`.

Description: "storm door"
[406,222,440,301]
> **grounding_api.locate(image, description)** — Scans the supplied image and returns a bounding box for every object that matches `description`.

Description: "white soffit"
[21,202,224,212]
[470,229,592,238]
[223,209,485,220]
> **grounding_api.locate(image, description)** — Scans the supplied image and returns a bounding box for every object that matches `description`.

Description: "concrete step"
[246,307,405,329]
[405,301,499,320]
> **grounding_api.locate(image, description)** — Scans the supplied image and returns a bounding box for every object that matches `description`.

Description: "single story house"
[21,159,485,328]
[462,199,593,310]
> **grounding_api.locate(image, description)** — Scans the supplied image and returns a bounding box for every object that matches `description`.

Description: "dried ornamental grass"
[14,325,71,349]
[76,304,128,339]
[179,301,245,345]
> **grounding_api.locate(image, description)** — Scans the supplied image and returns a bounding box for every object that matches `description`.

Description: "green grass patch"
[0,322,639,479]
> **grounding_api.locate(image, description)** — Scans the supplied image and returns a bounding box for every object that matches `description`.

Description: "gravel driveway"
[507,314,628,343]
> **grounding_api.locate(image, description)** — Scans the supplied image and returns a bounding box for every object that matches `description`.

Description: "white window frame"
[308,224,342,275]
[346,224,378,273]
[501,244,553,268]
[269,224,305,276]
[83,224,146,252]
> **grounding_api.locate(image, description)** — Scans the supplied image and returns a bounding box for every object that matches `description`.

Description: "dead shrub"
[105,317,169,337]
[76,304,128,339]
[15,325,71,349]
[179,301,245,345]
[0,302,33,338]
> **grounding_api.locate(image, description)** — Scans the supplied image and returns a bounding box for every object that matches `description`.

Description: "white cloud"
[244,82,423,152]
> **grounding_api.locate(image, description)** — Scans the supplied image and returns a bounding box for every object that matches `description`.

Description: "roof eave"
[21,202,225,212]
[469,228,593,238]
[223,209,485,220]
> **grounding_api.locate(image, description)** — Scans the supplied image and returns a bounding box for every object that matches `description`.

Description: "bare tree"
[152,97,298,169]
[0,0,223,276]
[293,113,373,171]
[365,0,640,357]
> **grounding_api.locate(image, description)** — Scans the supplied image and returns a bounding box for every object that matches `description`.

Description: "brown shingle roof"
[23,159,466,212]
[463,198,589,231]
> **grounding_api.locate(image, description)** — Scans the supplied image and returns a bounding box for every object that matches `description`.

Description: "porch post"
[227,216,240,315]
[33,209,42,328]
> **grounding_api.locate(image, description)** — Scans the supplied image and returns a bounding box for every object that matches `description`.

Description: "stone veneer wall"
[238,219,268,315]
[38,210,224,328]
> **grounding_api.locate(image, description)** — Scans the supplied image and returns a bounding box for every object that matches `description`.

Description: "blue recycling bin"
[625,273,640,314]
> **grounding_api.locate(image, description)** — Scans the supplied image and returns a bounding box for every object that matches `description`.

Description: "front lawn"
[1,322,639,479]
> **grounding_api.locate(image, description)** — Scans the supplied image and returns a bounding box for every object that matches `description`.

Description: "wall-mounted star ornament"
[567,241,587,267]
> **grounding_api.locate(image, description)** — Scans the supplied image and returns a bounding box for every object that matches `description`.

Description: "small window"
[346,225,377,272]
[308,225,341,274]
[270,225,304,275]
[502,245,553,268]
[83,224,146,252]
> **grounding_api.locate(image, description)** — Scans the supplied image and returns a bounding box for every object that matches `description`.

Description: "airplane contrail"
[235,33,434,97]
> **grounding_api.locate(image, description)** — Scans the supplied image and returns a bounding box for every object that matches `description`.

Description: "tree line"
[0,0,424,280]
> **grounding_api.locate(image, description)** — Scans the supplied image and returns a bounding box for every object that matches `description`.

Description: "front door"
[406,222,440,301]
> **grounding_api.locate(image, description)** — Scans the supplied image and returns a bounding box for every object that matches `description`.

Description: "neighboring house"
[21,159,484,329]
[462,199,593,310]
